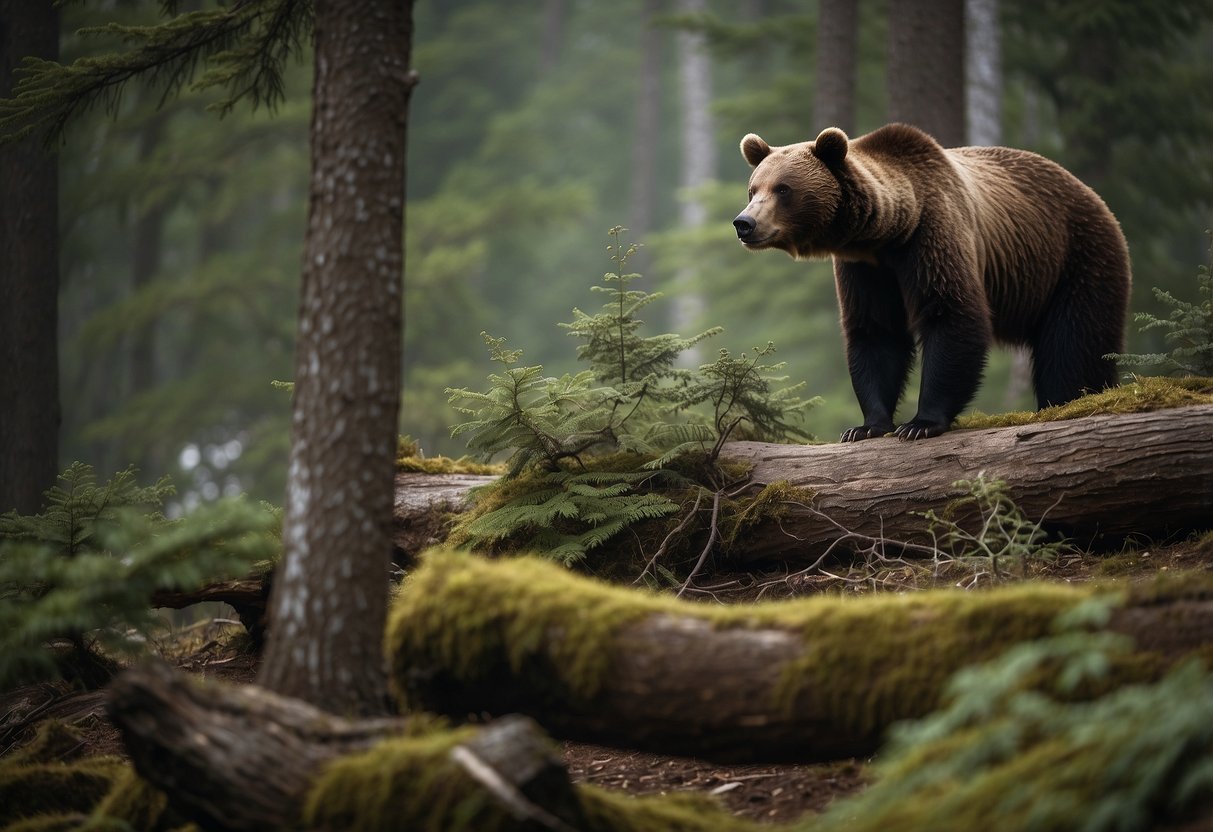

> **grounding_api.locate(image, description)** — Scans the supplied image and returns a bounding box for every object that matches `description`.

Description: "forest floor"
[1,533,1210,825]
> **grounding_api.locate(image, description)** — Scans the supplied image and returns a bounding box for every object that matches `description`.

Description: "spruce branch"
[0,0,311,145]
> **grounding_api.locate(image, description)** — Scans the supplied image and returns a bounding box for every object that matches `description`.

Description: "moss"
[305,723,758,832]
[719,481,816,555]
[89,765,177,830]
[956,375,1213,430]
[0,757,123,824]
[1,816,90,832]
[4,721,88,766]
[394,552,1210,748]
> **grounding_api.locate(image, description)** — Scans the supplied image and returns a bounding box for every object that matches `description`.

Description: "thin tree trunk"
[628,0,662,274]
[814,0,858,133]
[965,0,1001,146]
[887,0,966,146]
[540,0,564,76]
[672,0,714,359]
[257,0,417,717]
[0,0,60,514]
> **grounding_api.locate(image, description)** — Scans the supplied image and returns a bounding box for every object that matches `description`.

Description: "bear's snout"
[733,214,756,239]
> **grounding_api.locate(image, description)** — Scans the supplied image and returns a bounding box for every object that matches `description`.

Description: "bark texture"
[391,470,495,563]
[887,0,966,146]
[393,552,1213,763]
[722,404,1213,563]
[0,1,60,514]
[258,0,417,715]
[814,0,858,133]
[109,662,408,830]
[108,663,587,832]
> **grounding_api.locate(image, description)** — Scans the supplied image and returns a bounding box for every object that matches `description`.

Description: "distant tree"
[629,0,663,275]
[965,0,1001,146]
[815,0,858,133]
[673,0,715,360]
[0,0,60,514]
[887,0,966,146]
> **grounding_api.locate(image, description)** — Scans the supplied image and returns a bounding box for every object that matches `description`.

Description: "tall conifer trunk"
[887,0,966,147]
[257,0,416,717]
[0,1,60,514]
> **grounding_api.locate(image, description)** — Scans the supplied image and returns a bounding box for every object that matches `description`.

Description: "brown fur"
[734,123,1131,441]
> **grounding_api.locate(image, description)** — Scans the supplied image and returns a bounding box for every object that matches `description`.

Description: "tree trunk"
[964,0,1001,146]
[721,404,1213,563]
[672,0,714,360]
[392,551,1213,763]
[0,0,60,515]
[814,0,858,134]
[628,0,662,275]
[108,662,589,831]
[257,0,417,717]
[540,0,564,76]
[887,0,965,146]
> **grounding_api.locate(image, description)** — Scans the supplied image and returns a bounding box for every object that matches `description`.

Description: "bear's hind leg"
[1030,255,1127,408]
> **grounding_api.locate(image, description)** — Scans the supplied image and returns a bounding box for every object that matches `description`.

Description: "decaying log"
[721,404,1213,562]
[392,471,495,562]
[392,552,1213,763]
[151,576,272,643]
[106,663,587,831]
[389,407,1213,565]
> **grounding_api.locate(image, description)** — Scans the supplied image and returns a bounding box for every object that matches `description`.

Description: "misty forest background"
[53,0,1213,509]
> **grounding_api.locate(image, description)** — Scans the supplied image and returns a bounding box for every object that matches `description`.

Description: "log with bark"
[106,662,596,831]
[390,551,1213,763]
[389,405,1213,564]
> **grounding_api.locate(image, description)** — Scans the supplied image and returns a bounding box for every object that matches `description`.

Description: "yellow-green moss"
[391,552,1180,745]
[956,375,1213,430]
[0,757,124,824]
[305,723,758,832]
[90,766,175,830]
[719,481,816,555]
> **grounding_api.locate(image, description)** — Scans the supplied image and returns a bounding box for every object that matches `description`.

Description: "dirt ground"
[1,533,1210,825]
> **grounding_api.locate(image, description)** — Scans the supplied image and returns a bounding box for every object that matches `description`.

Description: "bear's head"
[733,127,848,260]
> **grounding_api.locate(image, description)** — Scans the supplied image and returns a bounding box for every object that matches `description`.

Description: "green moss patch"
[305,723,757,832]
[0,756,124,824]
[956,375,1213,430]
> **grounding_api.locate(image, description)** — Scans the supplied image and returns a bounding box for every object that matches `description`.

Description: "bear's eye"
[748,187,756,200]
[774,184,791,196]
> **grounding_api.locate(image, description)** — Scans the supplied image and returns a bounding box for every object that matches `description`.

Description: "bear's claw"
[892,419,949,441]
[840,424,892,443]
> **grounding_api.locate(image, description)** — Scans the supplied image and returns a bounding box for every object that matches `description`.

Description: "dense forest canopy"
[45,0,1213,506]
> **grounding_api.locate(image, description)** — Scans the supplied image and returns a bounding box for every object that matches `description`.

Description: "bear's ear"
[740,134,771,167]
[812,127,849,166]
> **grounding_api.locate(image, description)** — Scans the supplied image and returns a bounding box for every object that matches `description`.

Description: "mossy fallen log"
[390,401,1213,565]
[390,551,1213,763]
[104,663,753,831]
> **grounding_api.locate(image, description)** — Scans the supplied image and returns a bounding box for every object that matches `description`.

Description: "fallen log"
[721,404,1213,562]
[387,405,1213,565]
[106,662,596,831]
[390,551,1213,763]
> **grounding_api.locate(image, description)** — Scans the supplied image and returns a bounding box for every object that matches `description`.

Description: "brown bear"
[733,123,1131,441]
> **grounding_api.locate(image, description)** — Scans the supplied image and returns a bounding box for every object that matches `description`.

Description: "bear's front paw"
[840,424,892,442]
[893,418,950,441]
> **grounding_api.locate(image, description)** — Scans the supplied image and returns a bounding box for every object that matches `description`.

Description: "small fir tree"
[0,463,278,688]
[1107,231,1213,376]
[447,228,816,564]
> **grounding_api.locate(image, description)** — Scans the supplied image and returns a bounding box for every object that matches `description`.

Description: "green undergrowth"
[811,632,1213,832]
[387,551,1208,741]
[956,375,1213,430]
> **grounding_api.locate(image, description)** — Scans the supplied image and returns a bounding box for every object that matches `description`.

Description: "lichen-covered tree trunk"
[390,552,1213,763]
[257,0,417,716]
[0,0,60,515]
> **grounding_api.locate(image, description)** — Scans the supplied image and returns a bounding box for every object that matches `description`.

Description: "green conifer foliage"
[1107,231,1213,376]
[0,463,278,688]
[447,229,815,564]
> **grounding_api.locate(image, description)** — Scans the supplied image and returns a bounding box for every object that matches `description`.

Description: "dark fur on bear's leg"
[894,318,989,440]
[837,264,913,442]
